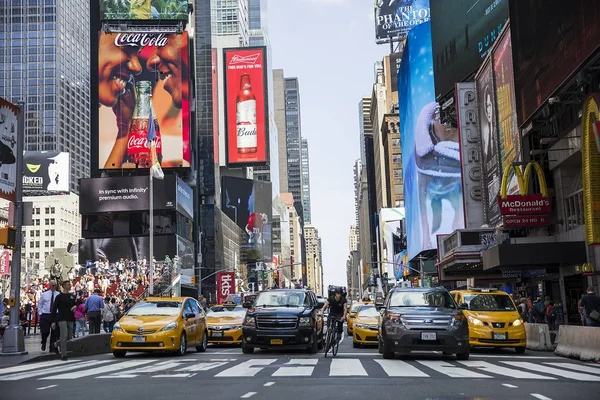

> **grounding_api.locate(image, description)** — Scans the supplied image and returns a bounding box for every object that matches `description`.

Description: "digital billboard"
[510,0,600,126]
[0,97,18,202]
[476,58,502,227]
[100,0,189,21]
[176,176,193,220]
[493,28,521,197]
[399,21,465,259]
[430,0,508,100]
[222,176,272,262]
[97,32,190,170]
[375,0,430,41]
[223,47,269,165]
[23,152,70,192]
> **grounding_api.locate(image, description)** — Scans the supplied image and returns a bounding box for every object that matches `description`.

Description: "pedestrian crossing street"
[1,356,599,381]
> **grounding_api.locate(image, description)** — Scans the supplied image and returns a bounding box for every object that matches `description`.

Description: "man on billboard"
[146,34,189,109]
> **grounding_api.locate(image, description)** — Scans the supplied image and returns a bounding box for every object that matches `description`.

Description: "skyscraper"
[301,138,311,224]
[359,97,373,165]
[0,0,91,193]
[353,159,362,226]
[285,77,304,223]
[273,69,288,193]
[211,0,249,46]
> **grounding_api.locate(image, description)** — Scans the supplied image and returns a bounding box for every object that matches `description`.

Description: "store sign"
[216,272,236,305]
[498,194,552,215]
[502,214,550,228]
[582,94,600,244]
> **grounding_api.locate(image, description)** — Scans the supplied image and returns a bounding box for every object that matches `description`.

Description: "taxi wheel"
[196,331,208,352]
[353,341,360,348]
[378,339,383,354]
[112,350,126,358]
[515,347,526,354]
[176,332,187,356]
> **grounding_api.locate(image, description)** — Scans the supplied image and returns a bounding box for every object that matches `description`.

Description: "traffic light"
[0,226,16,249]
[191,276,196,285]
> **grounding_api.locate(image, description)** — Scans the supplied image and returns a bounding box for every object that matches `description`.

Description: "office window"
[45,207,50,214]
[50,207,55,213]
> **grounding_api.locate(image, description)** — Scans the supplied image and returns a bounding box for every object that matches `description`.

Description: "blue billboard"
[399,21,465,259]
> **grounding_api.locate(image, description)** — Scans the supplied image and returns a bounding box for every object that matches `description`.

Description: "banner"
[176,176,193,220]
[582,94,600,244]
[177,236,194,285]
[100,0,189,21]
[216,272,236,305]
[0,97,18,202]
[399,22,464,259]
[375,0,430,41]
[0,251,10,275]
[23,152,70,192]
[224,47,269,165]
[97,32,190,170]
[430,0,508,100]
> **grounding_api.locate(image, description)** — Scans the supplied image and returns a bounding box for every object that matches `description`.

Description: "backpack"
[547,306,557,318]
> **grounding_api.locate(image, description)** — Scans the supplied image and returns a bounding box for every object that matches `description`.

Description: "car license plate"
[132,336,146,343]
[493,332,507,340]
[270,339,283,345]
[211,331,223,337]
[421,332,437,340]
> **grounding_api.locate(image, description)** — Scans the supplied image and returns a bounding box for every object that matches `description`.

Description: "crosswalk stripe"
[0,360,108,381]
[39,360,156,380]
[375,360,429,377]
[127,361,187,375]
[0,359,80,376]
[502,361,600,381]
[215,359,276,377]
[177,361,230,372]
[417,361,491,378]
[329,358,367,376]
[272,359,318,377]
[543,362,600,376]
[457,361,555,380]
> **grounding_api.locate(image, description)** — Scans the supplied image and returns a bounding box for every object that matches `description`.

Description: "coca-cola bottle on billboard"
[236,74,257,154]
[127,81,162,168]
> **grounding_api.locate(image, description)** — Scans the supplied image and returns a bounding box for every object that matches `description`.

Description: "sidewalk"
[0,331,62,367]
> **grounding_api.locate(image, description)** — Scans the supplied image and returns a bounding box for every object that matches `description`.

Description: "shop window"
[564,189,584,231]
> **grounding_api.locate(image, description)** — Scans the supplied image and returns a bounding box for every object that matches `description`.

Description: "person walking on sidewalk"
[38,281,59,353]
[581,287,600,327]
[85,288,104,334]
[51,280,76,361]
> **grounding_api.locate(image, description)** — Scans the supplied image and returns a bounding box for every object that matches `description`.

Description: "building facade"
[301,138,311,224]
[284,78,304,223]
[304,225,322,296]
[349,224,359,252]
[281,193,303,287]
[273,69,289,193]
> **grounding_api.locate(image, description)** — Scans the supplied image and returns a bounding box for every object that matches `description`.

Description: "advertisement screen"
[177,236,194,285]
[100,0,189,21]
[511,0,600,126]
[375,0,430,41]
[97,32,190,170]
[476,59,502,227]
[493,29,521,197]
[23,152,70,192]
[176,176,193,220]
[79,175,178,214]
[399,22,464,260]
[0,97,19,202]
[431,0,508,100]
[222,176,272,262]
[78,235,177,264]
[224,47,268,165]
[216,272,236,304]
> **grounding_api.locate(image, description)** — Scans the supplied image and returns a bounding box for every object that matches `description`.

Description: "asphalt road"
[0,332,599,400]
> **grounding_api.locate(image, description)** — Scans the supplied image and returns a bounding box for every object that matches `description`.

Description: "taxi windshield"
[350,303,362,313]
[254,291,309,307]
[357,305,379,317]
[207,306,246,317]
[464,294,516,311]
[389,291,456,309]
[127,301,182,316]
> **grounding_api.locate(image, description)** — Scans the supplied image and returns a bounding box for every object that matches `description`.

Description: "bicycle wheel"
[324,329,332,358]
[332,322,340,357]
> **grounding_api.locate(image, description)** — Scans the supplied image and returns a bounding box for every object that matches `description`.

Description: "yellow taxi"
[110,297,208,357]
[206,302,246,345]
[352,304,380,348]
[347,301,370,336]
[451,288,526,353]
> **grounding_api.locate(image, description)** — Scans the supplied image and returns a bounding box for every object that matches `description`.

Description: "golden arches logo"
[582,93,600,245]
[499,162,549,200]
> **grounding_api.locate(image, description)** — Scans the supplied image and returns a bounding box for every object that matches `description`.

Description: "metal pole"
[148,168,154,296]
[1,102,27,355]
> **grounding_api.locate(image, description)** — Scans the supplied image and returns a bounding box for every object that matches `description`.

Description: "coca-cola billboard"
[216,272,236,305]
[223,47,269,166]
[96,32,190,171]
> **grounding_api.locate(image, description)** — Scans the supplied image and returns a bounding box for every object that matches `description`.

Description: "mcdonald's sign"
[582,94,600,244]
[497,161,551,228]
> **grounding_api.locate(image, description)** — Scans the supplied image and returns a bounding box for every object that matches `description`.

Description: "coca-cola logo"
[114,33,168,48]
[229,53,261,65]
[127,135,162,150]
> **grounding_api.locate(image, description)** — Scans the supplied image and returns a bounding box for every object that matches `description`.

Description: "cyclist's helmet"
[334,287,343,294]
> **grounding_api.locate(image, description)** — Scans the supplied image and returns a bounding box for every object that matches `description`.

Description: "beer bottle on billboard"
[127,81,162,168]
[236,74,258,154]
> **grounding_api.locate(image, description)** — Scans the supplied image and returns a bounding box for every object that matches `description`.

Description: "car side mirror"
[459,303,468,310]
[184,313,195,319]
[242,301,252,309]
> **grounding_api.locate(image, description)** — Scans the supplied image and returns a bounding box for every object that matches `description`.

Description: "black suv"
[241,289,325,354]
[376,286,470,360]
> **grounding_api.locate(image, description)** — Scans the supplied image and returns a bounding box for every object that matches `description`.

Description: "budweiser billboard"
[97,32,190,171]
[223,47,269,166]
[216,271,236,305]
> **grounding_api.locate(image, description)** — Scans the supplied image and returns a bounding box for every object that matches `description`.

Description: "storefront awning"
[482,241,587,270]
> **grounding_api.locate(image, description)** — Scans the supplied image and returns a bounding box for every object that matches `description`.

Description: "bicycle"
[324,315,343,358]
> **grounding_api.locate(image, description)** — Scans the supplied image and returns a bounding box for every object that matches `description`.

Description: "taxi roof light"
[465,287,498,293]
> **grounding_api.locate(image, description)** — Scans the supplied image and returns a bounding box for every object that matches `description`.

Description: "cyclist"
[320,287,347,341]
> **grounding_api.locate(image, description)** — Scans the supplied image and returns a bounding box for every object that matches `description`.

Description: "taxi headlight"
[113,322,123,332]
[467,316,485,326]
[243,316,255,327]
[160,321,178,332]
[512,318,524,326]
[299,317,312,326]
[229,325,243,330]
[355,324,366,329]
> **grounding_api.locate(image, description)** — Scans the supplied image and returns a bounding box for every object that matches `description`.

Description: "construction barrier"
[67,333,111,356]
[524,323,554,351]
[554,325,600,362]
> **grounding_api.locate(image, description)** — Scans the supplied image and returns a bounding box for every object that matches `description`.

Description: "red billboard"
[498,194,552,215]
[216,271,236,305]
[97,32,191,170]
[223,47,269,165]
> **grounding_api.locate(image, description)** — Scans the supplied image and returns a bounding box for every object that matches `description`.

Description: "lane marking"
[457,361,554,380]
[241,392,257,399]
[375,360,429,377]
[36,385,57,390]
[215,359,276,377]
[39,360,156,380]
[502,384,518,388]
[329,358,368,376]
[417,360,491,378]
[264,382,275,387]
[0,360,81,375]
[503,361,600,381]
[531,394,552,400]
[542,362,600,375]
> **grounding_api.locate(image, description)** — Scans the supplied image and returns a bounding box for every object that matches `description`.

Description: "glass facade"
[0,0,90,193]
[211,0,249,46]
[285,78,303,222]
[301,138,311,224]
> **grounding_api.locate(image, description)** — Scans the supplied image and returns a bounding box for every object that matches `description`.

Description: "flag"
[147,106,164,179]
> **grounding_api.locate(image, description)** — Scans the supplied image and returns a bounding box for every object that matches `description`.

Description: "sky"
[267,0,388,289]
